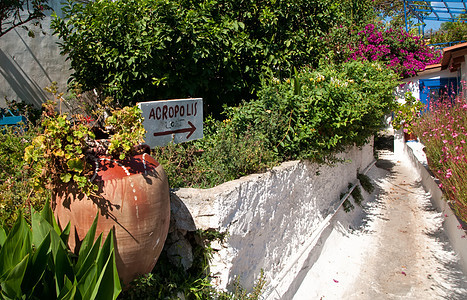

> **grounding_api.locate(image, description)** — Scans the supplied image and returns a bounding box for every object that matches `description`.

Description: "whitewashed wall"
[0,1,71,108]
[173,140,374,298]
[395,69,455,103]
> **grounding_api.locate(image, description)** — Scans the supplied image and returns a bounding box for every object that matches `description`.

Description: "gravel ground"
[292,148,467,300]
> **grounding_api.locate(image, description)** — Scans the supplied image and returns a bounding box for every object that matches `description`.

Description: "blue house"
[397,42,467,107]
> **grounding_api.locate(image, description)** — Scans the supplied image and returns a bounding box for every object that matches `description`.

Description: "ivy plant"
[24,94,146,196]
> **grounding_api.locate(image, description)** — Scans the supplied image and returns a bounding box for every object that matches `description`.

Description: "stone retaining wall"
[167,140,374,298]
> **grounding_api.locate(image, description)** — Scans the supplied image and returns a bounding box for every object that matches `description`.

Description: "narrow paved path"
[293,149,467,299]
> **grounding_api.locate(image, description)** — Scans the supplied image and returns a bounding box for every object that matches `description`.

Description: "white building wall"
[397,69,455,103]
[0,1,71,109]
[460,56,467,98]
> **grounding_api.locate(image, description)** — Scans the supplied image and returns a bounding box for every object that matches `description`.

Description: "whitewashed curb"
[395,129,467,275]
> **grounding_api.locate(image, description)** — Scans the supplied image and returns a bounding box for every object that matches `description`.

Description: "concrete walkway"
[292,148,467,299]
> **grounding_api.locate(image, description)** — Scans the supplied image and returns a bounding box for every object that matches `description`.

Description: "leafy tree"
[430,16,467,44]
[51,0,374,116]
[0,0,51,37]
[372,0,429,29]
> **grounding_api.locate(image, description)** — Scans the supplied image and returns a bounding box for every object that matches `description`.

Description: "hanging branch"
[0,0,51,37]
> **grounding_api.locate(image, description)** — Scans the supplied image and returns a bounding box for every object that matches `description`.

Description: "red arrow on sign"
[153,121,196,139]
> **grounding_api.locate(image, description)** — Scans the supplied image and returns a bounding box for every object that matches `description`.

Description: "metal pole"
[404,0,409,32]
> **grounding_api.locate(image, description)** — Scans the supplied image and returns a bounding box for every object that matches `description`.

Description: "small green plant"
[24,100,98,195]
[0,201,121,299]
[351,185,364,206]
[105,105,146,160]
[357,173,374,194]
[341,192,354,213]
[119,229,266,299]
[342,199,354,213]
[0,106,46,229]
[120,229,218,299]
[24,86,146,197]
[392,92,425,135]
[218,270,266,300]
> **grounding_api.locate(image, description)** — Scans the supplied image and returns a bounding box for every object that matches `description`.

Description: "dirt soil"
[292,144,467,299]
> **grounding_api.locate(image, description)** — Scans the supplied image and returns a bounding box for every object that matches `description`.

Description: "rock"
[166,236,194,270]
[170,193,197,232]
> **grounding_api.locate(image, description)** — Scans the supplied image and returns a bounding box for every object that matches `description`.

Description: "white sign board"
[138,98,203,147]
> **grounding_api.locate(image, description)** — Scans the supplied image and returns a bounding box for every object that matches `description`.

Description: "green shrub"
[51,0,375,116]
[154,60,398,188]
[0,125,47,229]
[357,173,374,194]
[154,117,278,188]
[351,185,364,206]
[0,201,121,299]
[226,60,399,163]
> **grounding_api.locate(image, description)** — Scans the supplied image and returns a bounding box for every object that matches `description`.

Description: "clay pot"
[404,131,417,141]
[53,153,170,285]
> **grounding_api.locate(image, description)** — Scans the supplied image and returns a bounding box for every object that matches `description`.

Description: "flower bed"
[413,92,467,223]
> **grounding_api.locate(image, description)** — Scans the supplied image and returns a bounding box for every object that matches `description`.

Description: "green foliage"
[217,270,266,300]
[119,238,213,299]
[392,92,425,135]
[372,0,425,29]
[155,60,398,188]
[0,0,51,37]
[351,185,364,206]
[24,86,146,196]
[0,125,47,229]
[430,18,467,44]
[341,191,354,213]
[154,117,278,188]
[245,60,398,162]
[119,229,264,299]
[0,202,121,299]
[0,97,48,229]
[24,101,98,195]
[105,105,146,160]
[357,173,374,194]
[51,0,374,116]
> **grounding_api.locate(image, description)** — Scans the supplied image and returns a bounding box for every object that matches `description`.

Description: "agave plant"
[0,201,121,299]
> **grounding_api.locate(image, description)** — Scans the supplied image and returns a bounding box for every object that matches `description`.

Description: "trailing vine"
[24,89,146,197]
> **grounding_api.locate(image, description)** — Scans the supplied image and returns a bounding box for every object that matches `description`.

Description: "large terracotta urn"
[53,152,170,285]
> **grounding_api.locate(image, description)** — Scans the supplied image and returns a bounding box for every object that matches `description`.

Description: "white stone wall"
[396,69,457,104]
[0,1,71,108]
[173,140,374,298]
